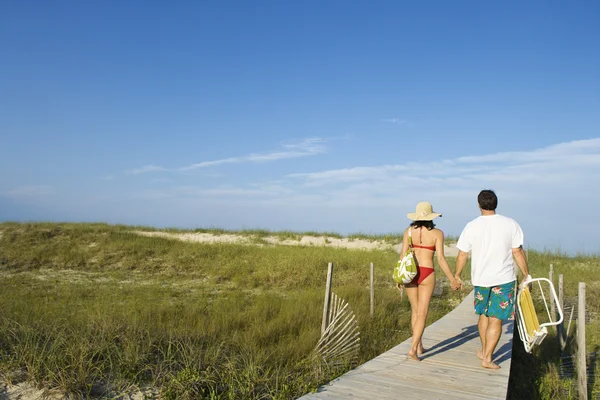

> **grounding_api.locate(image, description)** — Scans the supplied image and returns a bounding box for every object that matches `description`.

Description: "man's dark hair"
[478,189,498,211]
[410,220,436,230]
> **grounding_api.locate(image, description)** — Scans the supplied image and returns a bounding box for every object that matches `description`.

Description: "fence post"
[558,274,566,350]
[370,263,375,318]
[549,264,555,320]
[370,262,374,318]
[321,262,334,334]
[559,274,564,313]
[577,282,587,400]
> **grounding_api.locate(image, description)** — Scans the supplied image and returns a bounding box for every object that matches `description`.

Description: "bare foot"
[407,350,421,361]
[476,348,484,360]
[481,360,500,370]
[417,345,427,356]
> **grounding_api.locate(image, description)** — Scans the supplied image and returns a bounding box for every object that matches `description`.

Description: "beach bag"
[393,229,417,284]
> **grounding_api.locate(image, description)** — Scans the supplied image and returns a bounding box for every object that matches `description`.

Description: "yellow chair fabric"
[519,286,540,337]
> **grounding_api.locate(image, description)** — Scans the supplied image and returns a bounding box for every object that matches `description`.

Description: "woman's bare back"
[407,226,440,267]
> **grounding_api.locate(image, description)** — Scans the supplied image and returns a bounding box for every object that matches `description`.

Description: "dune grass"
[0,222,597,399]
[0,222,465,399]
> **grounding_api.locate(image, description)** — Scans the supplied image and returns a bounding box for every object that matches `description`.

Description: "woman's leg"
[409,271,436,360]
[404,283,419,360]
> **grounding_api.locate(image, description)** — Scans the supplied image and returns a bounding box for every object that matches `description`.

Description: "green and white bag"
[393,229,417,284]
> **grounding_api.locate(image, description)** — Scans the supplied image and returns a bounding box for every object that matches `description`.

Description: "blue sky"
[1,1,599,254]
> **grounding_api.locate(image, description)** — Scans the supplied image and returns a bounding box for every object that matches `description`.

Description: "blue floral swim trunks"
[474,280,516,320]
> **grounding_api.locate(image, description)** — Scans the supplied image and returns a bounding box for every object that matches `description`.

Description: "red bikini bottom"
[410,266,434,285]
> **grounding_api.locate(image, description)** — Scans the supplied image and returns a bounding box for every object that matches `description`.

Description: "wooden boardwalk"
[299,290,514,400]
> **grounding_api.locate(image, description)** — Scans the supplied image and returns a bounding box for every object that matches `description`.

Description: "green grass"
[0,222,465,399]
[0,222,597,399]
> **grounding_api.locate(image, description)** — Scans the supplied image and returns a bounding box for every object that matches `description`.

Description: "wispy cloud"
[131,138,600,210]
[180,138,326,171]
[289,165,411,184]
[128,138,327,174]
[382,118,407,124]
[127,165,168,175]
[133,183,294,202]
[455,138,600,165]
[289,138,600,190]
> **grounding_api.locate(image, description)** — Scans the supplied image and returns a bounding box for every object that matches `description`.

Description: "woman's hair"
[410,220,435,230]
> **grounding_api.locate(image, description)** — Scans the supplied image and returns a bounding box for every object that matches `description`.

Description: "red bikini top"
[411,243,436,251]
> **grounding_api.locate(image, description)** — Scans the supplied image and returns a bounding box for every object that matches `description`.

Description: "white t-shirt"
[456,214,524,287]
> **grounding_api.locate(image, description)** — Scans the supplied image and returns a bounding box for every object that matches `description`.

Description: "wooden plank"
[321,262,333,334]
[359,372,507,395]
[316,376,497,400]
[577,282,587,400]
[298,290,513,400]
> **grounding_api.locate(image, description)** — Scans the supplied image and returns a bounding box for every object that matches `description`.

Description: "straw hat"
[407,202,442,221]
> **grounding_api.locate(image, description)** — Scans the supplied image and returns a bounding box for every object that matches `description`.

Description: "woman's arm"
[400,227,409,255]
[435,230,460,288]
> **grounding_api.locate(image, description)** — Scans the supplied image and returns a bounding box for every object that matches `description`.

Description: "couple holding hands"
[400,190,529,369]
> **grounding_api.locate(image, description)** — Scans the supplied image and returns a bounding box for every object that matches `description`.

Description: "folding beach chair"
[515,277,564,353]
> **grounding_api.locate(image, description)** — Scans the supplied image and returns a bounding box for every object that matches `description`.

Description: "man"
[454,189,530,370]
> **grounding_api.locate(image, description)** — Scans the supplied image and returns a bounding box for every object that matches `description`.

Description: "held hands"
[450,276,463,291]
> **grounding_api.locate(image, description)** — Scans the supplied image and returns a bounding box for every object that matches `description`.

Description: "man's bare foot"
[481,360,500,370]
[476,348,484,360]
[407,350,421,361]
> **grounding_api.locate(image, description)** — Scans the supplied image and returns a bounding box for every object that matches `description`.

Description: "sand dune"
[134,230,460,257]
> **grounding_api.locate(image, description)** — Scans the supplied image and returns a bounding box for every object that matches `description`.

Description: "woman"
[400,201,460,361]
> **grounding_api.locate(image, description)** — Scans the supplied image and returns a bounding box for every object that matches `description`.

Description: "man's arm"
[512,245,529,282]
[455,250,469,281]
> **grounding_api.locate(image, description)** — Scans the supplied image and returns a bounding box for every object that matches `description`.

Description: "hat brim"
[407,212,442,221]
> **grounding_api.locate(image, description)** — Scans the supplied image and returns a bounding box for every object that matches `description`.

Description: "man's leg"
[473,286,491,360]
[482,317,502,369]
[477,314,488,360]
[480,280,516,369]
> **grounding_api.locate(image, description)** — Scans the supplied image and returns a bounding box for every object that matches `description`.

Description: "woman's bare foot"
[417,344,427,356]
[407,350,421,361]
[476,348,484,360]
[481,360,500,370]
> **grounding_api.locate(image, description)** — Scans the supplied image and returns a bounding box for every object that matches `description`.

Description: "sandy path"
[134,231,460,257]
